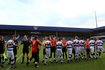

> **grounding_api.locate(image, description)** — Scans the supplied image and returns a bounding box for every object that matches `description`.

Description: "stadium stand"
[0,25,105,41]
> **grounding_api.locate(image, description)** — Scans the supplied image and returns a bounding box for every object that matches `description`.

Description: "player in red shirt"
[50,37,56,61]
[62,37,67,59]
[29,36,41,67]
[85,38,90,59]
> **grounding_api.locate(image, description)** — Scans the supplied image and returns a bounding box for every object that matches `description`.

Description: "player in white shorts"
[66,38,73,63]
[2,36,16,68]
[55,38,64,63]
[88,38,95,58]
[43,37,52,65]
[79,39,85,59]
[95,38,105,58]
[73,36,79,60]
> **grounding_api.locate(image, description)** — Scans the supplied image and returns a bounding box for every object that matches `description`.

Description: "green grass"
[1,44,105,70]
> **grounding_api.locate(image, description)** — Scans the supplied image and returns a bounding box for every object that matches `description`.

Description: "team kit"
[0,35,105,68]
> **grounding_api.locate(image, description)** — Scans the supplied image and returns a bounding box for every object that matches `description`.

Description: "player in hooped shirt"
[73,36,80,60]
[43,37,52,65]
[88,38,95,58]
[55,38,64,63]
[66,38,73,63]
[79,38,85,59]
[2,36,16,68]
[95,38,105,58]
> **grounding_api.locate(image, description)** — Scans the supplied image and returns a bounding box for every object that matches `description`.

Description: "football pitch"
[1,44,105,70]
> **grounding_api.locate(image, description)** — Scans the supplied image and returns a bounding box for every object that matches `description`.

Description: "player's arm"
[62,43,64,48]
[4,41,6,51]
[16,41,19,50]
[6,41,10,50]
[65,42,68,49]
[42,41,45,49]
[37,40,42,46]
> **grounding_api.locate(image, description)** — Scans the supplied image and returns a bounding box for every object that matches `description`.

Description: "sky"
[0,0,105,28]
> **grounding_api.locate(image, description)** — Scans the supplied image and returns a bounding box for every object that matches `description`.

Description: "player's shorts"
[23,49,29,54]
[90,46,94,54]
[0,48,4,54]
[72,48,75,54]
[43,48,46,55]
[56,49,63,56]
[97,46,104,52]
[7,51,14,59]
[45,48,51,58]
[68,48,72,55]
[79,47,85,53]
[62,48,67,53]
[13,50,17,56]
[86,48,90,53]
[51,46,56,52]
[74,47,79,54]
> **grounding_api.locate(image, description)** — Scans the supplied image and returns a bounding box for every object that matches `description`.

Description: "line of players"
[42,36,105,65]
[0,35,105,68]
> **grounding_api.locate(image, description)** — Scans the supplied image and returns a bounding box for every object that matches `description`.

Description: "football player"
[2,36,16,68]
[55,38,64,63]
[62,37,67,59]
[50,37,56,61]
[73,36,80,60]
[43,37,52,65]
[85,39,90,59]
[29,36,41,67]
[42,36,48,62]
[88,38,95,58]
[0,35,5,67]
[66,38,73,63]
[21,35,30,65]
[13,36,19,64]
[95,38,105,58]
[79,38,85,59]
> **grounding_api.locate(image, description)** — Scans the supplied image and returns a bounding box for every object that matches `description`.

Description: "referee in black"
[13,36,19,64]
[21,35,30,65]
[0,35,5,67]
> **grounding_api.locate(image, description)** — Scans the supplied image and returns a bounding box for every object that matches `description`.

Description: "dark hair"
[58,38,62,41]
[75,36,78,39]
[33,36,38,40]
[0,35,2,40]
[90,38,94,40]
[10,35,14,39]
[47,37,50,40]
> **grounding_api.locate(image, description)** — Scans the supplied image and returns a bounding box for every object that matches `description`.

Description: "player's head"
[0,35,3,40]
[9,35,14,40]
[51,36,53,40]
[86,38,89,41]
[75,36,78,39]
[44,36,48,40]
[53,37,56,40]
[58,38,62,41]
[46,37,50,40]
[90,37,94,40]
[12,35,16,40]
[81,37,84,40]
[68,38,71,41]
[33,35,38,40]
[23,35,28,40]
[62,37,65,40]
[97,37,101,40]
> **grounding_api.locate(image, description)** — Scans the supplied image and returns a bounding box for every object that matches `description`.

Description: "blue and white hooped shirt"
[7,40,15,51]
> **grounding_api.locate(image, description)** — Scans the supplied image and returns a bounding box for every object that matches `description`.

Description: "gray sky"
[0,0,105,28]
